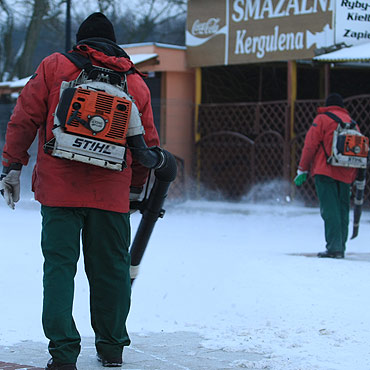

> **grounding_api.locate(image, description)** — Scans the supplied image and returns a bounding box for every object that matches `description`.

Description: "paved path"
[0,332,264,370]
[0,362,42,370]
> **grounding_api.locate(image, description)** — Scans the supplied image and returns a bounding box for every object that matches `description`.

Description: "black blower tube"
[127,134,164,169]
[128,136,177,284]
[351,168,366,239]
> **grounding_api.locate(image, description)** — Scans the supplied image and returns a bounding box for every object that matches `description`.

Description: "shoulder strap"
[61,52,94,73]
[61,51,136,77]
[320,112,341,161]
[61,51,133,87]
[320,141,330,160]
[324,112,344,127]
[323,111,357,130]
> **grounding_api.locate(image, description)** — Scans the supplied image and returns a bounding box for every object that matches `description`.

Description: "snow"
[129,53,158,65]
[0,76,32,91]
[313,42,370,62]
[1,192,370,370]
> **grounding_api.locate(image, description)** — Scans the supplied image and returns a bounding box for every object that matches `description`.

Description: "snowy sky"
[1,191,370,370]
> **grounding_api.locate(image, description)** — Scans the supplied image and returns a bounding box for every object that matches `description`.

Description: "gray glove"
[0,164,22,209]
[129,186,143,214]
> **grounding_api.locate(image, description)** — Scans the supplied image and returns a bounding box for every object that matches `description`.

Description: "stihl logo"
[72,138,112,154]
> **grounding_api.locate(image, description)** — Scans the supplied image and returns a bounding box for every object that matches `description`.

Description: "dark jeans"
[41,206,131,364]
[315,175,351,253]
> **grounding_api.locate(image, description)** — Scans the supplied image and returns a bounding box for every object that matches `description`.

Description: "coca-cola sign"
[191,18,221,35]
[186,17,228,49]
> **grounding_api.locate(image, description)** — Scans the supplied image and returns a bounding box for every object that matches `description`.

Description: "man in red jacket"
[294,93,358,259]
[0,13,161,370]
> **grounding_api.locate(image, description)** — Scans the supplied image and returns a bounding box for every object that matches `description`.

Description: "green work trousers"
[40,206,131,364]
[315,175,351,253]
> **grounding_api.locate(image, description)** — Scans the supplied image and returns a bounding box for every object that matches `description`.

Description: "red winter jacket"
[2,42,160,212]
[298,105,358,184]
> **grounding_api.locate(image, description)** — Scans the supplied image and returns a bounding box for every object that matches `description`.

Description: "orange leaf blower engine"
[62,87,131,144]
[47,67,144,171]
[336,134,369,159]
[325,112,369,169]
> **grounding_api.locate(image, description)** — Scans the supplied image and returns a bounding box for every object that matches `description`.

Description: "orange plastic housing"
[64,88,131,145]
[339,135,369,158]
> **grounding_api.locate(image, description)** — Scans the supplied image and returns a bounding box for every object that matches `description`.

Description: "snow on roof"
[130,53,158,65]
[313,42,370,62]
[0,54,158,90]
[120,42,186,50]
[0,76,32,88]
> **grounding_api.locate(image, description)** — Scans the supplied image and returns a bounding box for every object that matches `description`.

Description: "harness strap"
[62,52,95,73]
[319,111,359,162]
[320,141,330,160]
[61,52,136,77]
[319,112,347,161]
[323,111,357,130]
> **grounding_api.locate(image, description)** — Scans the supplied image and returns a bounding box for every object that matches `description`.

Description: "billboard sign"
[334,0,370,46]
[186,0,335,67]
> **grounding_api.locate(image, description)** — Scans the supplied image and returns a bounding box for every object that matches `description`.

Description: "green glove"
[294,170,308,186]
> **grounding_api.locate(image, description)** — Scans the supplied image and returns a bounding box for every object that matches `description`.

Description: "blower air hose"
[129,149,177,284]
[351,168,366,239]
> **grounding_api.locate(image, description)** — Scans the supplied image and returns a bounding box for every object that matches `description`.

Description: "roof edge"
[120,42,186,50]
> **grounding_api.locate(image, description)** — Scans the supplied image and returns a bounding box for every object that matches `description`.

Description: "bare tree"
[110,0,186,44]
[0,0,187,81]
[0,0,56,79]
[73,0,187,44]
[11,0,50,79]
[0,0,15,80]
[120,0,187,43]
[96,0,116,14]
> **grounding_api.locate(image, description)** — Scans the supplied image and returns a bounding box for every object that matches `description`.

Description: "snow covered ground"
[1,190,370,370]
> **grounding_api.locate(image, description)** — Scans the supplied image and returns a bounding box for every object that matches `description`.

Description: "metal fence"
[194,101,287,199]
[195,94,370,205]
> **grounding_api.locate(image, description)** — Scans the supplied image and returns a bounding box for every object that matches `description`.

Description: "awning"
[313,42,370,62]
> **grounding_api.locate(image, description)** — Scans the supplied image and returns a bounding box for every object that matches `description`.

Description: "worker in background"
[294,93,358,259]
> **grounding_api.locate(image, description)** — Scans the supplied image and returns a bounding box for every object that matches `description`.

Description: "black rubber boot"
[45,358,77,370]
[317,251,344,259]
[97,352,123,367]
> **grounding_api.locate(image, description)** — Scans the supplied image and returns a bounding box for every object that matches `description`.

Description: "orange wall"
[124,44,195,177]
[164,70,195,176]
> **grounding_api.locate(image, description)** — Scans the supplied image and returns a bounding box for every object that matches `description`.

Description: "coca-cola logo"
[191,18,220,36]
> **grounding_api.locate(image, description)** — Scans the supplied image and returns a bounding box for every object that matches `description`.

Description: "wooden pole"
[287,60,297,141]
[324,63,330,97]
[287,60,297,199]
[194,67,202,196]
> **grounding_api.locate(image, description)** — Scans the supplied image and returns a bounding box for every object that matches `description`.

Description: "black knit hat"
[325,93,344,107]
[76,12,116,43]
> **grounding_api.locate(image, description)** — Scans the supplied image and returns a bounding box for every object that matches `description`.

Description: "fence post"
[194,67,202,197]
[287,61,297,199]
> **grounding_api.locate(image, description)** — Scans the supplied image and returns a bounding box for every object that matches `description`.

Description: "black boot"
[97,352,123,367]
[317,251,344,259]
[45,358,77,370]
